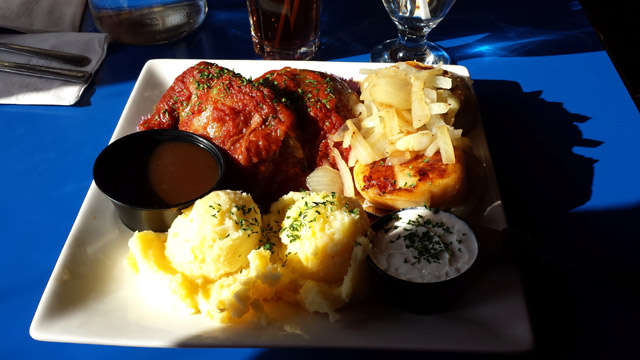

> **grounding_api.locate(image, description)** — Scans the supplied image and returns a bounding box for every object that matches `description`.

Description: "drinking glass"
[88,0,208,45]
[371,0,456,64]
[246,0,321,60]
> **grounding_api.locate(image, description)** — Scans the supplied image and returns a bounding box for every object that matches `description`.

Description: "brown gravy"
[147,141,219,206]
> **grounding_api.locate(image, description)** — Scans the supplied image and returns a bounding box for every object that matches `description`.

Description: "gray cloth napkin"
[0,0,87,33]
[0,32,109,105]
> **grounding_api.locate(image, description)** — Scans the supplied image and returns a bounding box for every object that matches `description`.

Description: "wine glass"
[371,0,457,64]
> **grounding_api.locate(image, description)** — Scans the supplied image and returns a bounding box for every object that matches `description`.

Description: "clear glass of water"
[371,0,456,64]
[88,0,208,45]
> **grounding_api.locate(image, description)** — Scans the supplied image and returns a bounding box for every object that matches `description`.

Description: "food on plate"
[164,190,262,279]
[334,62,473,167]
[138,62,360,207]
[138,61,481,215]
[255,67,360,168]
[370,207,478,283]
[353,148,467,211]
[263,191,370,284]
[368,206,479,312]
[262,191,371,319]
[125,190,371,323]
[92,128,226,232]
[138,61,305,206]
[145,139,221,207]
[328,61,478,213]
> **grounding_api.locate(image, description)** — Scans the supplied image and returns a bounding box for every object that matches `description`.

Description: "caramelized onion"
[306,165,343,194]
[331,147,355,198]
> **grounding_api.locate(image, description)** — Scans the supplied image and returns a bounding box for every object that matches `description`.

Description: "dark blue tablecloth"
[2,0,638,358]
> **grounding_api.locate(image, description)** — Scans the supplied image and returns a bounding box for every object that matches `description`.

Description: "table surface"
[2,0,639,359]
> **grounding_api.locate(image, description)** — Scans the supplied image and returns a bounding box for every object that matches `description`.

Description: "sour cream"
[370,208,478,283]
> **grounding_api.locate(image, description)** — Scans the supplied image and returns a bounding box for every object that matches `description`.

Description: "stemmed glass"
[371,0,457,64]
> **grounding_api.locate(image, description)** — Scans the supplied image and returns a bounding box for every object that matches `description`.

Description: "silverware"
[0,61,92,84]
[0,42,91,67]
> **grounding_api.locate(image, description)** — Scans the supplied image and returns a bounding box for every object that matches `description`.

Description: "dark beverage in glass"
[247,0,321,60]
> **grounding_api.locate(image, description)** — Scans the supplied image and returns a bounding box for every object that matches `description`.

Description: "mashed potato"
[165,190,262,279]
[126,190,371,323]
[126,231,200,315]
[265,192,370,284]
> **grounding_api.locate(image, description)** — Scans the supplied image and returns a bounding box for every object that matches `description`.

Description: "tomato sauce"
[256,67,356,168]
[138,62,359,208]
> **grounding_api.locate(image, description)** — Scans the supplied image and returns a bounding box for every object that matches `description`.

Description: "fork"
[0,42,91,67]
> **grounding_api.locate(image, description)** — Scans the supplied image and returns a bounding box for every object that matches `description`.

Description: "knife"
[0,61,92,84]
[0,42,91,67]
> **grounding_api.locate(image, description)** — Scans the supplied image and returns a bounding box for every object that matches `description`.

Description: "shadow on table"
[473,79,599,227]
[254,348,513,360]
[473,79,640,357]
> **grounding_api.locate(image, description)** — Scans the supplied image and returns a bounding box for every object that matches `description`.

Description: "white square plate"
[30,60,533,352]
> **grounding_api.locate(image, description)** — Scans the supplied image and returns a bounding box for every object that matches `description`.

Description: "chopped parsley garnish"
[382,211,460,265]
[281,193,360,243]
[227,204,261,237]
